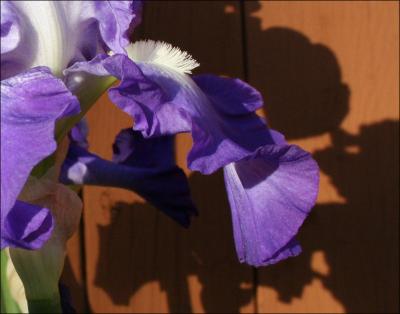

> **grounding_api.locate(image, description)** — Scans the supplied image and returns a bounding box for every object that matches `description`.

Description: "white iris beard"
[126,40,215,121]
[126,40,200,74]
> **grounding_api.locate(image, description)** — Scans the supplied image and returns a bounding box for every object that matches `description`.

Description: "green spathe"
[9,176,82,313]
[1,250,23,314]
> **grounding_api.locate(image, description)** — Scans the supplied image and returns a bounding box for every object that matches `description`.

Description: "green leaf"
[1,250,22,314]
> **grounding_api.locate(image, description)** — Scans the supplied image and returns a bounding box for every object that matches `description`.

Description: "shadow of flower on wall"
[94,170,254,313]
[244,2,398,312]
[92,115,399,313]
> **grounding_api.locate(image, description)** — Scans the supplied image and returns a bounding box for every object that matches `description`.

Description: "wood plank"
[83,1,256,312]
[62,222,88,313]
[244,1,399,313]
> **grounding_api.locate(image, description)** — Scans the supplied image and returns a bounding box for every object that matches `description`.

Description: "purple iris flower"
[1,1,142,250]
[60,124,197,227]
[1,0,318,267]
[65,40,320,266]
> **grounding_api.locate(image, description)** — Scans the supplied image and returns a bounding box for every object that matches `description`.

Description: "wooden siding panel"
[244,1,399,313]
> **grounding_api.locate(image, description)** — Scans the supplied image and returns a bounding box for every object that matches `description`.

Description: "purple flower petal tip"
[1,201,54,250]
[92,0,143,54]
[224,140,319,267]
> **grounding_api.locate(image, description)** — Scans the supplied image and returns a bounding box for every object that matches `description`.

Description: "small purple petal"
[1,201,54,250]
[1,67,79,249]
[61,130,197,227]
[112,128,175,170]
[67,1,142,62]
[0,1,35,79]
[67,0,141,61]
[223,139,319,266]
[70,119,89,149]
[90,0,142,54]
[1,1,21,55]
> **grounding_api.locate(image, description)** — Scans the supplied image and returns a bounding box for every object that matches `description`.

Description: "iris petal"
[224,139,319,266]
[65,53,186,136]
[87,0,142,54]
[1,201,54,250]
[0,1,35,79]
[112,128,176,171]
[61,129,197,227]
[1,67,79,249]
[189,74,273,173]
[1,1,22,54]
[1,1,142,78]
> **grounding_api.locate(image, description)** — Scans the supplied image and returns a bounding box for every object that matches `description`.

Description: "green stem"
[55,75,116,143]
[32,75,117,179]
[27,295,62,314]
[30,154,56,178]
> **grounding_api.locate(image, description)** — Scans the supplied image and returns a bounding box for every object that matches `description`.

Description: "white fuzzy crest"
[127,40,200,74]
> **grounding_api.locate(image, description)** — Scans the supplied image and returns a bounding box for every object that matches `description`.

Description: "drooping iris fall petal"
[223,141,319,266]
[196,78,320,266]
[0,67,79,249]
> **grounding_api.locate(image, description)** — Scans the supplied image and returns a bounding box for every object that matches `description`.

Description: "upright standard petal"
[0,1,35,79]
[1,67,79,249]
[1,1,142,78]
[1,1,22,55]
[224,140,319,266]
[83,0,142,54]
[61,129,197,227]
